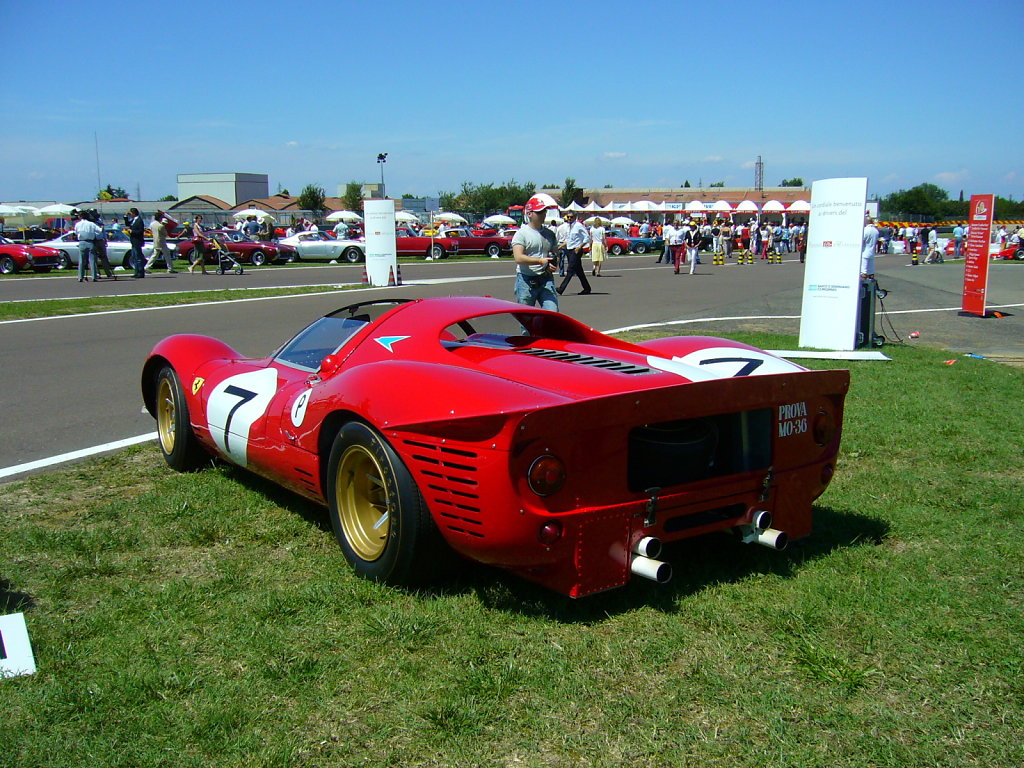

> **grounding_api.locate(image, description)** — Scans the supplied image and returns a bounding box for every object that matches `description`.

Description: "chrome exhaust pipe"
[737,524,789,550]
[631,555,672,583]
[633,536,662,558]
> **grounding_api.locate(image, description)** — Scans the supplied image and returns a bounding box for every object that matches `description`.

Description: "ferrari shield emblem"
[192,377,205,395]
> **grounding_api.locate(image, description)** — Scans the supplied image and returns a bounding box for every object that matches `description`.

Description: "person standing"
[188,214,210,274]
[658,221,676,265]
[862,215,879,278]
[511,194,559,310]
[720,220,733,260]
[126,207,146,278]
[554,214,572,276]
[73,210,100,282]
[557,210,592,295]
[952,223,965,258]
[589,218,607,276]
[144,212,176,273]
[682,222,701,275]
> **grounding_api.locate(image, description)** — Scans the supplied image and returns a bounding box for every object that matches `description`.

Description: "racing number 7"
[221,385,257,451]
[699,357,764,377]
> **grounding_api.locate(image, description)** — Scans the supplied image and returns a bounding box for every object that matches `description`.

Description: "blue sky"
[2,0,1021,204]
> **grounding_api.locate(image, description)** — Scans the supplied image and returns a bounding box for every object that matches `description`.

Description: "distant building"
[177,173,269,207]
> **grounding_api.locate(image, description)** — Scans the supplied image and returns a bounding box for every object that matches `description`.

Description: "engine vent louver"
[516,347,654,375]
[402,439,485,537]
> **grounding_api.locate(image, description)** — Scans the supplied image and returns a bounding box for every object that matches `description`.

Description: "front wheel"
[610,244,624,255]
[59,250,75,269]
[122,253,133,270]
[342,247,362,263]
[485,243,501,257]
[0,255,16,274]
[634,242,648,254]
[250,249,266,266]
[325,421,444,585]
[155,366,207,471]
[1016,248,1024,261]
[429,244,446,259]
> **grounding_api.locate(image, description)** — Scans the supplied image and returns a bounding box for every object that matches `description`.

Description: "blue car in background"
[607,228,664,254]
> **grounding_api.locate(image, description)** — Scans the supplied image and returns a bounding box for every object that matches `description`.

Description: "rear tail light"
[812,409,836,446]
[528,454,566,497]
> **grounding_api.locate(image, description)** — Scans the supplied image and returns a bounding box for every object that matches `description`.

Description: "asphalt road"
[1,253,1020,480]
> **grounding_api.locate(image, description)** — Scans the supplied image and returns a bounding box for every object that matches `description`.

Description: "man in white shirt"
[512,194,560,310]
[556,211,592,296]
[73,210,102,282]
[862,215,879,277]
[659,222,676,265]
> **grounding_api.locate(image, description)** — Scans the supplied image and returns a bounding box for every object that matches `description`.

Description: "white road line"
[0,433,158,480]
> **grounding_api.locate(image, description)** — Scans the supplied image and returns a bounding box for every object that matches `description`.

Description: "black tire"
[59,250,75,269]
[122,253,133,270]
[154,366,207,471]
[1016,248,1024,261]
[429,244,446,260]
[610,244,624,255]
[634,242,648,254]
[485,243,501,257]
[342,247,362,264]
[325,421,443,585]
[0,255,16,274]
[250,249,266,266]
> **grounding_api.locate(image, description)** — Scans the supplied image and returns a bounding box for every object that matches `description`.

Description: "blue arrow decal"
[375,335,411,353]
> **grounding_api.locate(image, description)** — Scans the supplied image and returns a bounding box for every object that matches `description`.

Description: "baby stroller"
[208,234,244,275]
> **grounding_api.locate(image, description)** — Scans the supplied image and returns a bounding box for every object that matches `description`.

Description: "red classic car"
[175,230,296,266]
[604,234,633,255]
[142,296,849,598]
[0,236,62,274]
[437,227,510,257]
[395,227,460,259]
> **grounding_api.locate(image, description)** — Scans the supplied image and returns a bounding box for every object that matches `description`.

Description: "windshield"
[273,299,412,372]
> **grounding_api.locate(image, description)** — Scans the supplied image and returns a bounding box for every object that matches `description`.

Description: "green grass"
[0,285,362,321]
[2,337,1022,767]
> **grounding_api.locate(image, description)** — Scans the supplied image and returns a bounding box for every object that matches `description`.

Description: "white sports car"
[278,231,365,263]
[38,231,177,270]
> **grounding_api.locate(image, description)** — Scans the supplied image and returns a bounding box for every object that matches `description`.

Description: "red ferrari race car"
[175,230,296,266]
[0,236,62,274]
[142,296,849,597]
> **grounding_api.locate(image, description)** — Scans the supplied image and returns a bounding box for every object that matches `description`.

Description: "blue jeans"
[78,242,94,280]
[515,271,559,311]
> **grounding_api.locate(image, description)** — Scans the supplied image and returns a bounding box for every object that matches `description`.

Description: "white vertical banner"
[0,613,37,678]
[798,178,868,351]
[363,199,399,287]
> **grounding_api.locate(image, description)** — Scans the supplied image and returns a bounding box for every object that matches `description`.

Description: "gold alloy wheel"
[156,375,177,455]
[336,444,391,561]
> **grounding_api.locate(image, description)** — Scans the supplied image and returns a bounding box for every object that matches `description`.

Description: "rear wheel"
[325,421,444,585]
[0,255,16,274]
[610,244,624,255]
[429,244,446,259]
[250,249,266,266]
[59,251,75,269]
[485,243,501,257]
[634,242,648,254]
[342,247,362,263]
[122,253,133,270]
[1016,248,1024,261]
[155,366,207,471]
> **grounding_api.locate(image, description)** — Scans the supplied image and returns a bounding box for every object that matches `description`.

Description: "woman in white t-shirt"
[589,221,607,276]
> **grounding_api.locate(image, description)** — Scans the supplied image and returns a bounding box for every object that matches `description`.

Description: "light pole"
[376,153,388,198]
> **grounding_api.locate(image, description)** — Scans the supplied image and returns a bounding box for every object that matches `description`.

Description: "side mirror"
[319,354,343,378]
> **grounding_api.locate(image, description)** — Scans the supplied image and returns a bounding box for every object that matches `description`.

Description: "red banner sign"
[961,194,994,317]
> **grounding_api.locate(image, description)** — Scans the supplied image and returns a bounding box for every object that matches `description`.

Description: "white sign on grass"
[1,613,37,678]
[798,178,868,351]
[363,199,399,287]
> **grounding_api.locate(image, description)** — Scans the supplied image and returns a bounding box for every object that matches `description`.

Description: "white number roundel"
[206,368,278,466]
[648,347,803,381]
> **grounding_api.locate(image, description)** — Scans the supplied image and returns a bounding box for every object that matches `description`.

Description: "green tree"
[97,184,128,200]
[342,182,363,214]
[159,194,177,202]
[560,177,584,207]
[298,184,327,215]
[437,179,536,216]
[709,181,725,188]
[603,183,614,189]
[780,177,804,187]
[682,180,691,188]
[881,183,949,219]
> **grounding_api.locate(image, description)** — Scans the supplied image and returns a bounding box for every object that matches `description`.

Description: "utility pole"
[754,155,764,194]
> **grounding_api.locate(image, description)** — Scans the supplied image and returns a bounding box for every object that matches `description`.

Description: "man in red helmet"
[511,194,560,310]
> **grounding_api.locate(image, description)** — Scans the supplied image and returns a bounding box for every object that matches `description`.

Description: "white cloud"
[935,169,969,185]
[702,155,723,163]
[603,152,627,159]
[285,141,299,147]
[740,160,755,169]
